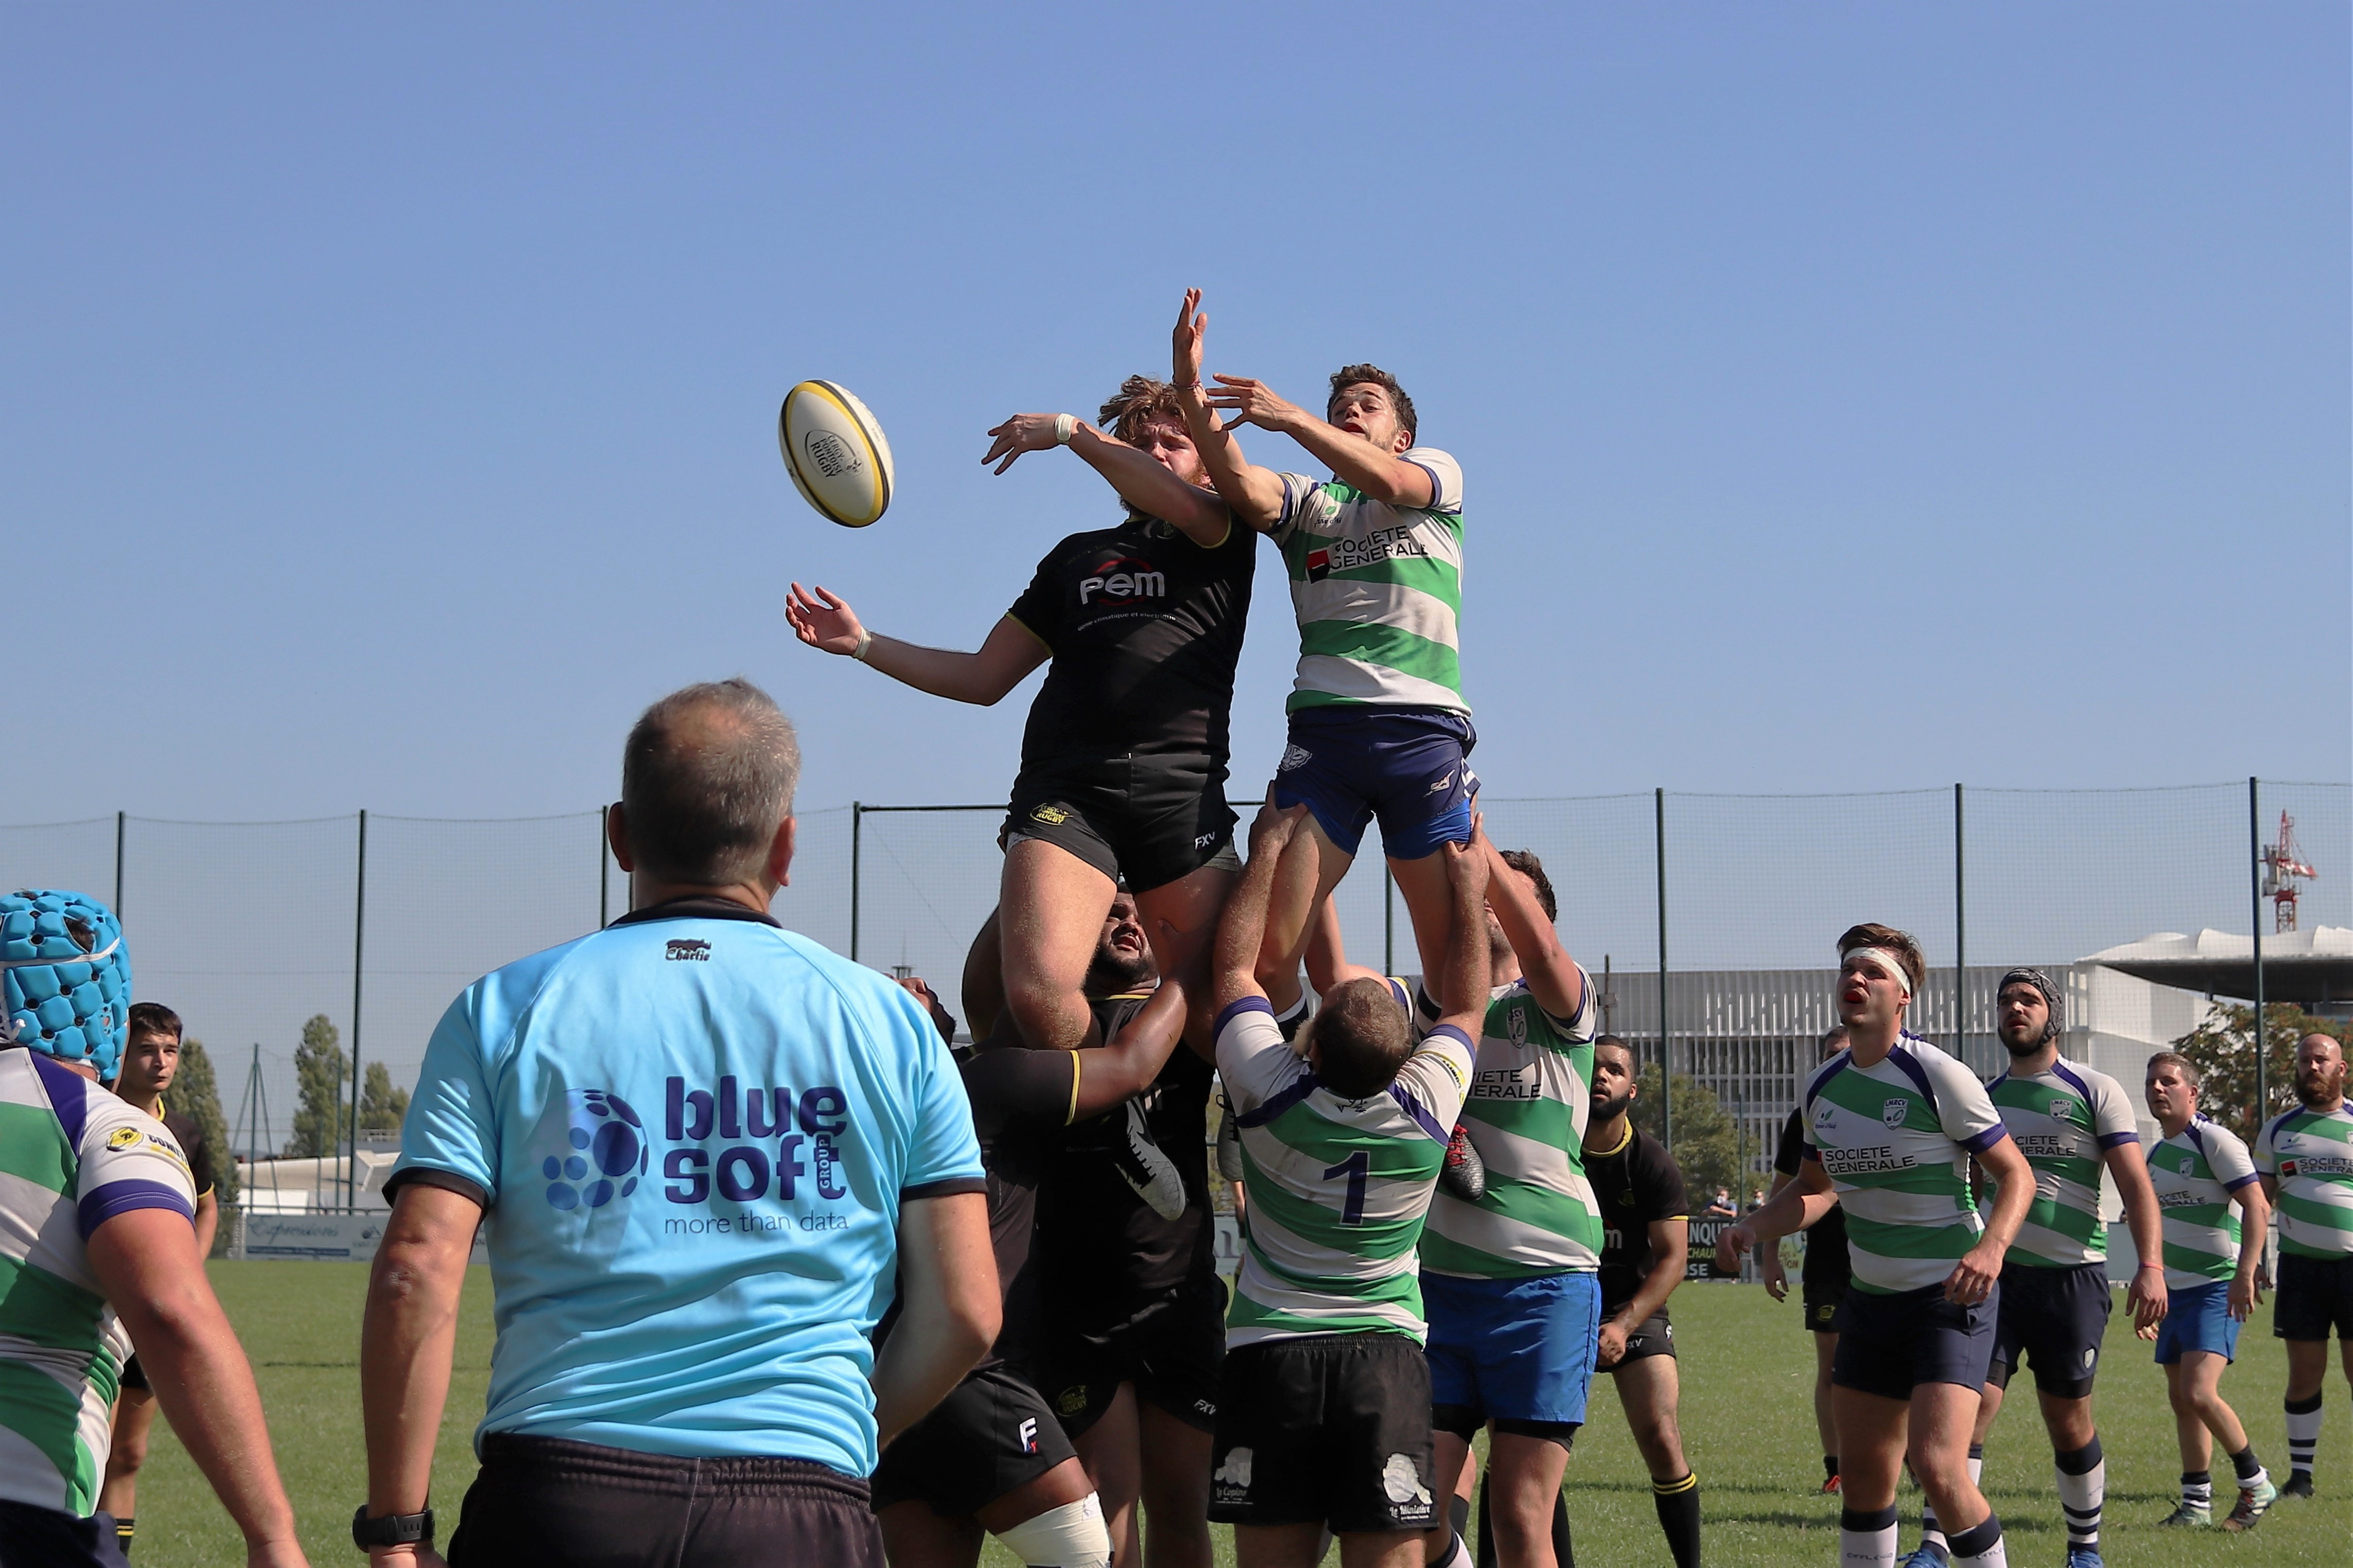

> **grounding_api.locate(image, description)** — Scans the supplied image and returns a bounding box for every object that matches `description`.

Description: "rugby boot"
[2219,1476,2278,1532]
[1439,1123,1486,1202]
[2062,1549,2104,1568]
[1820,1474,1842,1496]
[2278,1469,2315,1498]
[2154,1502,2210,1528]
[1112,1100,1189,1221]
[1897,1548,1946,1567]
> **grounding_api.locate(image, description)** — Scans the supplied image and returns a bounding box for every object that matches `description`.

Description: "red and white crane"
[2261,811,2317,933]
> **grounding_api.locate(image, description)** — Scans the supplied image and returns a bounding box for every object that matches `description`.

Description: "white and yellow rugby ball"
[778,379,895,527]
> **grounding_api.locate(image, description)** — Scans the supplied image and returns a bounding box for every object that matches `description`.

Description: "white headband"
[1842,945,1913,999]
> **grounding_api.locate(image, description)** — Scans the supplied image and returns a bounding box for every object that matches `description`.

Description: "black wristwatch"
[351,1505,433,1551]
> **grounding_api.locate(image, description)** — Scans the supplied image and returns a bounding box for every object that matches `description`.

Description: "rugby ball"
[778,379,895,527]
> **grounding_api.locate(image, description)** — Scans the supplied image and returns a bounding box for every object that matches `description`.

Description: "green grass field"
[129,1264,2349,1565]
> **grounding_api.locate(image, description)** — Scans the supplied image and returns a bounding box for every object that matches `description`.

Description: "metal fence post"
[347,809,367,1211]
[113,811,125,921]
[2251,778,2265,1129]
[1954,783,1965,1062]
[1656,787,1671,1152]
[850,802,863,963]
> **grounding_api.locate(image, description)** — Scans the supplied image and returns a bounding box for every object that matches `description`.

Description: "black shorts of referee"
[1038,1271,1225,1437]
[1002,757,1237,894]
[443,1433,882,1567]
[871,1363,1079,1518]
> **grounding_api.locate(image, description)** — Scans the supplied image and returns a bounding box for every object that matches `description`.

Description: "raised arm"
[1211,804,1307,1022]
[92,1208,308,1568]
[2104,1139,2170,1333]
[788,585,1048,706]
[1206,374,1434,509]
[1171,290,1284,529]
[983,413,1231,548]
[1432,836,1492,1039]
[1478,829,1584,1020]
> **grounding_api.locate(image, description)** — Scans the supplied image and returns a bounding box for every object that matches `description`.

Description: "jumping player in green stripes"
[1169,290,1482,1044]
[2254,1030,2353,1498]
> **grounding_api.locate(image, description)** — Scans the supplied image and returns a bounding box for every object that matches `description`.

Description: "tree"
[287,1013,346,1159]
[1628,1063,1744,1202]
[173,1038,239,1207]
[2172,1003,2348,1143]
[359,1061,410,1134]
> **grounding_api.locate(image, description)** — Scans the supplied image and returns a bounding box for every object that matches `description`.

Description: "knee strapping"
[995,1494,1110,1568]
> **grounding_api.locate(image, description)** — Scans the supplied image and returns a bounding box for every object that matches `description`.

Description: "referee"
[358,680,1000,1567]
[1762,1025,1852,1495]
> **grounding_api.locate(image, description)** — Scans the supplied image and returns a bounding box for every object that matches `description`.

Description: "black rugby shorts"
[1002,756,1236,893]
[1039,1271,1225,1437]
[2273,1253,2353,1342]
[872,1362,1076,1518]
[1832,1281,1998,1402]
[1209,1333,1437,1534]
[1988,1261,2112,1398]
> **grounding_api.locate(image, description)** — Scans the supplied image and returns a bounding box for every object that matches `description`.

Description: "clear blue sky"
[6,4,2346,826]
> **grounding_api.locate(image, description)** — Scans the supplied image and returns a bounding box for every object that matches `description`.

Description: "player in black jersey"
[99,1002,221,1559]
[1763,1026,1853,1495]
[964,895,1224,1568]
[1583,1036,1701,1568]
[790,377,1253,1059]
[873,974,1189,1568]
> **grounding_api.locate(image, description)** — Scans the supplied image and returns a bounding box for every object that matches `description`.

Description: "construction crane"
[2261,811,2317,933]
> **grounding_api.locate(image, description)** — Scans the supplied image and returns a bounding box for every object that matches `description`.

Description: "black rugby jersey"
[1776,1107,1851,1287]
[1006,513,1256,770]
[1589,1121,1689,1315]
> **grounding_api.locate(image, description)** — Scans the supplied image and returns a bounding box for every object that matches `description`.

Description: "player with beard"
[1718,925,2034,1568]
[965,893,1223,1568]
[1581,1036,1700,1568]
[2255,1032,2353,1499]
[1903,971,2166,1568]
[871,962,1191,1568]
[1765,1026,1854,1496]
[791,376,1252,1060]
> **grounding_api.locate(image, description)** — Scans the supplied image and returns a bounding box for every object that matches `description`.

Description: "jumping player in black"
[872,972,1189,1568]
[1583,1037,1702,1568]
[790,378,1252,1060]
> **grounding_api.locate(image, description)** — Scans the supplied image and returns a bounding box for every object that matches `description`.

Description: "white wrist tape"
[851,628,873,662]
[995,1493,1109,1567]
[1053,413,1077,446]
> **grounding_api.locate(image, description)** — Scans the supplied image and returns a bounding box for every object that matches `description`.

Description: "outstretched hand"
[785,583,864,656]
[1204,374,1306,434]
[1174,289,1208,387]
[982,414,1072,475]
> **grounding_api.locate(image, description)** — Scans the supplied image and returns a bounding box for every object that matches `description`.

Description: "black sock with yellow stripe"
[114,1517,135,1557]
[1652,1473,1700,1568]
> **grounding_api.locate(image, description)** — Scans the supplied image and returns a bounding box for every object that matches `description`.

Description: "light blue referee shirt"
[391,897,985,1477]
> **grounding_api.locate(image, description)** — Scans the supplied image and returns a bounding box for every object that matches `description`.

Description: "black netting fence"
[5,781,2344,1209]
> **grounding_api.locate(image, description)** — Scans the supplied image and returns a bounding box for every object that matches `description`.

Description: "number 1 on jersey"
[1322,1149,1369,1224]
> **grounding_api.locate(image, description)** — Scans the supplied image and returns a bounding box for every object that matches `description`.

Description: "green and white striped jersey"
[1421,971,1602,1280]
[2255,1102,2353,1259]
[1986,1057,2140,1268]
[1801,1036,2009,1295]
[1273,448,1466,716]
[1214,994,1473,1348]
[2147,1115,2259,1289]
[1,1048,197,1515]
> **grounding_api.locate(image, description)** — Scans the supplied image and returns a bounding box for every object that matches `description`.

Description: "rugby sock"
[1428,1530,1473,1568]
[1945,1512,2006,1567]
[2180,1470,2212,1512]
[1274,993,1309,1042]
[1838,1503,1898,1568]
[2229,1443,2268,1490]
[1968,1442,1984,1487]
[1917,1444,1982,1561]
[2285,1392,2322,1478]
[1553,1488,1576,1568]
[1651,1472,1700,1568]
[2054,1436,2103,1549]
[1450,1492,1471,1541]
[1475,1475,1495,1568]
[114,1517,133,1557]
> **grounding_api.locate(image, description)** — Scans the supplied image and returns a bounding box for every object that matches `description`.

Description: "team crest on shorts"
[1881,1098,1910,1129]
[1031,803,1071,826]
[1057,1385,1089,1417]
[1279,744,1312,773]
[1213,1448,1253,1501]
[1382,1454,1433,1514]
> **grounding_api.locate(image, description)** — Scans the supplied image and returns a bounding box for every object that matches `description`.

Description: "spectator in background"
[1703,1188,1737,1221]
[358,679,998,1568]
[99,1001,223,1558]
